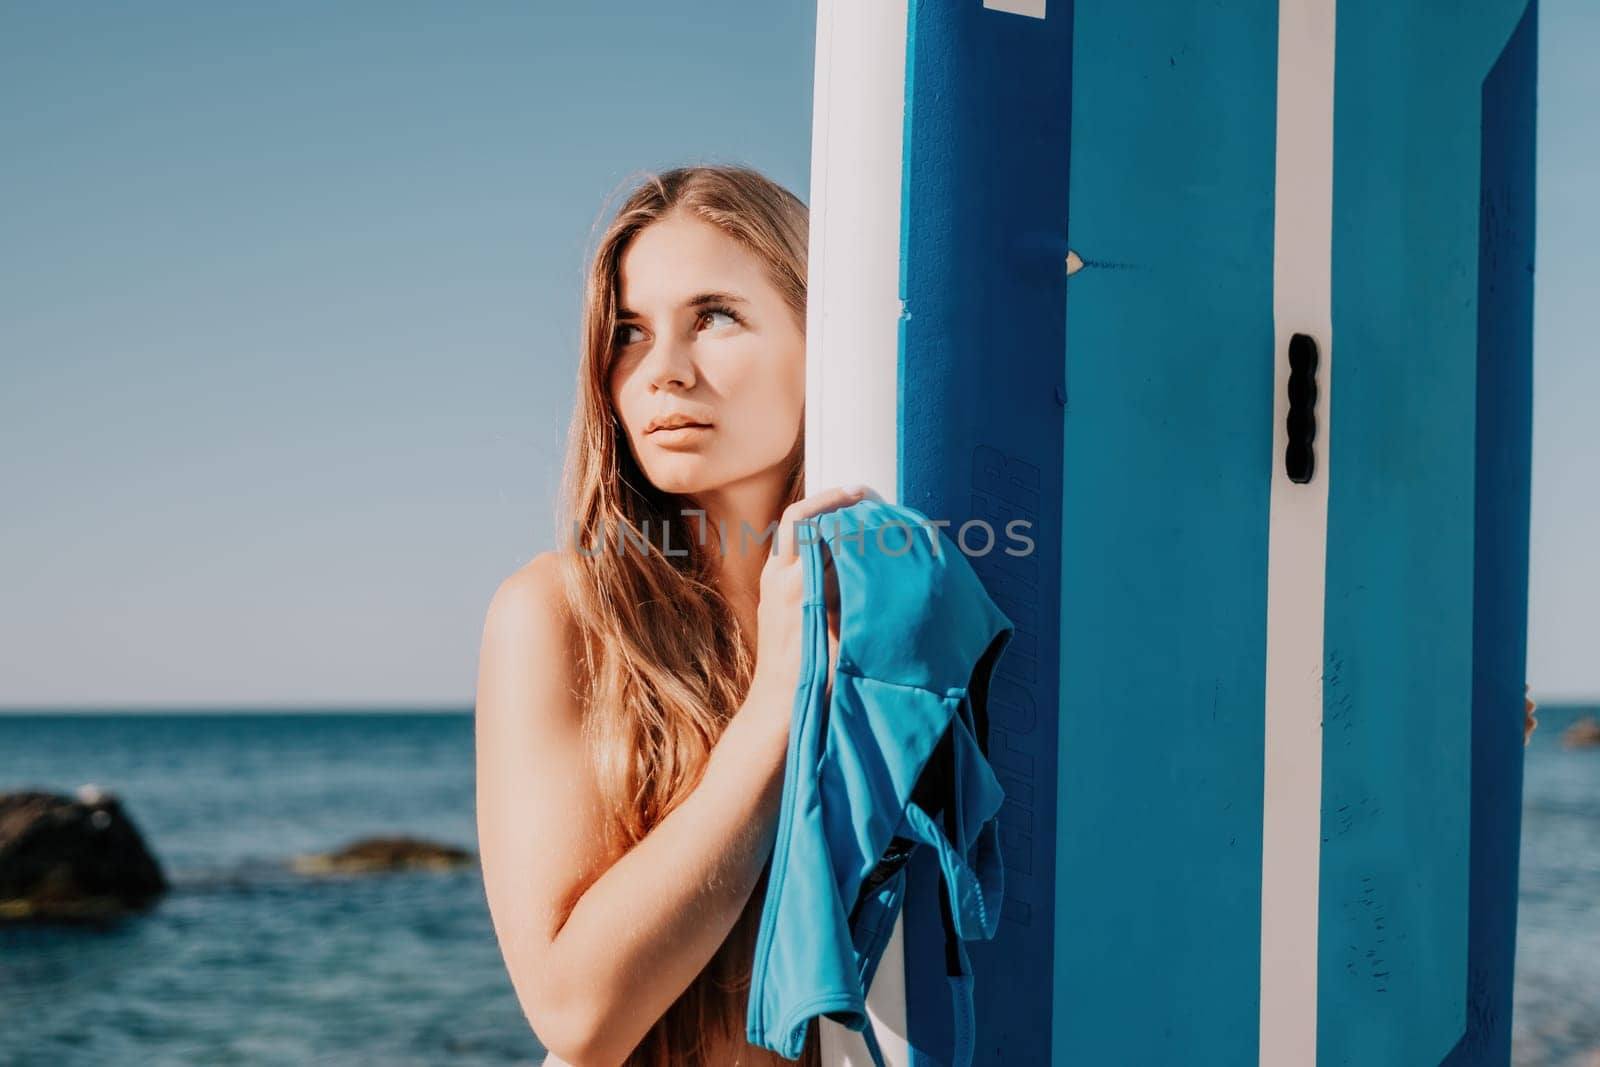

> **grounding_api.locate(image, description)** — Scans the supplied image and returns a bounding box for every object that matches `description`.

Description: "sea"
[0,706,1596,1067]
[0,712,540,1067]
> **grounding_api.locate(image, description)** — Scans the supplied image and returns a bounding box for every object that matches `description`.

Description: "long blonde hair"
[554,164,815,1065]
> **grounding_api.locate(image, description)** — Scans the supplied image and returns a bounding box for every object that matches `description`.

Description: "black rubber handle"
[1286,333,1320,484]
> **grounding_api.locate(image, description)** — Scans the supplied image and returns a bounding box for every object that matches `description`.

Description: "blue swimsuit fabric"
[745,498,1014,1065]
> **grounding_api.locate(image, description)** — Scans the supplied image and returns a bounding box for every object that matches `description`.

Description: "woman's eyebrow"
[617,291,749,320]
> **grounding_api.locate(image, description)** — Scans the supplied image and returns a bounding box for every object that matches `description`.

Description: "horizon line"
[0,703,475,715]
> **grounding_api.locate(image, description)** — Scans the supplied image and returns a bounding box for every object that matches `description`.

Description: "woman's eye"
[616,324,644,345]
[697,308,739,331]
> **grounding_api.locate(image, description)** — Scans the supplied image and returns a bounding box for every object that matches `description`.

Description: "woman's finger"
[776,485,871,559]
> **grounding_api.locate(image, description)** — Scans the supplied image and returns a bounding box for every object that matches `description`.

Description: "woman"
[475,164,874,1066]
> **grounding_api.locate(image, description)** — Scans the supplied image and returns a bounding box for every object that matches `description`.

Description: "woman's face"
[607,210,805,499]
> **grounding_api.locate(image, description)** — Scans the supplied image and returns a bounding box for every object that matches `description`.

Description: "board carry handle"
[1286,332,1321,484]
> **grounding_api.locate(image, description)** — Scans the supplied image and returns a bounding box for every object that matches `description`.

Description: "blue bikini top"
[745,498,1014,1066]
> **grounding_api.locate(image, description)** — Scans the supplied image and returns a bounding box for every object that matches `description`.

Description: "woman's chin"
[642,461,717,497]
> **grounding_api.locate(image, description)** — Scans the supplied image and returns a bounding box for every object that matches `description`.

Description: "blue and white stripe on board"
[804,0,907,519]
[1260,1,1336,1062]
[803,1,1536,1065]
[807,0,1070,1062]
[804,2,913,1058]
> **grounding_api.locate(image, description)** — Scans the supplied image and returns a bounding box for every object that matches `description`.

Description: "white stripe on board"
[806,0,910,1064]
[1260,1,1336,1064]
[983,0,1047,19]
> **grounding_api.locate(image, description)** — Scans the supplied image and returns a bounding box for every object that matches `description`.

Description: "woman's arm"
[474,551,793,1067]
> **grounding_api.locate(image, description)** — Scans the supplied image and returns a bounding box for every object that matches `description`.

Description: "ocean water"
[1511,704,1600,1067]
[1,707,1597,1066]
[0,712,544,1067]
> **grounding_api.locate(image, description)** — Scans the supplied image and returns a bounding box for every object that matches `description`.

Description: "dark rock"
[0,785,169,923]
[1561,715,1600,750]
[291,835,475,875]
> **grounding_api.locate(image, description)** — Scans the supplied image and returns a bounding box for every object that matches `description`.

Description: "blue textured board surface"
[1054,3,1278,1064]
[1440,7,1538,1061]
[886,1,1536,1064]
[1445,2,1538,1063]
[896,2,1072,1065]
[1321,3,1536,1063]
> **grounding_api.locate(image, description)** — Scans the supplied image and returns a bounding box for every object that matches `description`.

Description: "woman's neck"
[689,474,792,644]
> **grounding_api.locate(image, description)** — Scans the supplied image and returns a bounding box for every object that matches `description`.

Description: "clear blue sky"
[1,2,1593,708]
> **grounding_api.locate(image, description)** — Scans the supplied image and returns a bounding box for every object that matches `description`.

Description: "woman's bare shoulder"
[480,551,588,693]
[486,549,576,640]
[476,549,608,1007]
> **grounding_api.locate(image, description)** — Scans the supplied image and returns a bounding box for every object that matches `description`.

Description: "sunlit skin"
[608,209,808,640]
[477,193,871,1065]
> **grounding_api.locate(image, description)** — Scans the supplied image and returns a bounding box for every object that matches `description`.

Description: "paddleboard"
[803,1,1536,1064]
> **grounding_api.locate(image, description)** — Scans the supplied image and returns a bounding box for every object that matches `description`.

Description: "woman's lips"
[648,423,713,445]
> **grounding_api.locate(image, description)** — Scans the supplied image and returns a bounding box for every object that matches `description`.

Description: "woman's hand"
[748,484,881,716]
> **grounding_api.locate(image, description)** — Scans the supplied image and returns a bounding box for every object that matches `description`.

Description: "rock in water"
[291,835,475,875]
[0,789,169,923]
[1561,715,1600,750]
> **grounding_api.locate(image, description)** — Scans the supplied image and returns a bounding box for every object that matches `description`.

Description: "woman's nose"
[645,337,697,391]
